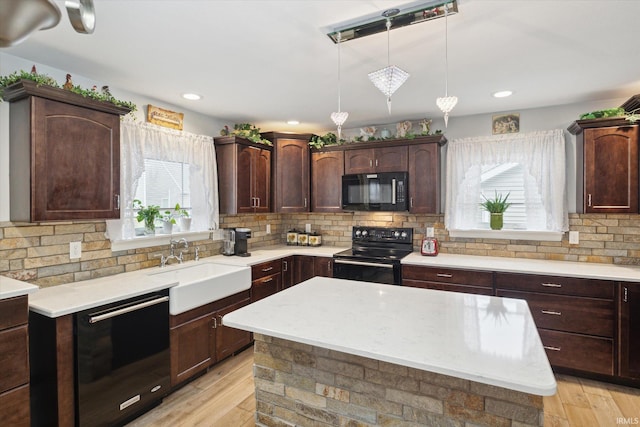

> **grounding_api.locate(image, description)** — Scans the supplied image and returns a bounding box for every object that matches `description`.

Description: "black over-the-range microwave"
[342,171,408,211]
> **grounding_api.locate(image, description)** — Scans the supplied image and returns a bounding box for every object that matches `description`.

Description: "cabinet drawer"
[495,272,614,299]
[252,260,282,280]
[498,290,614,337]
[538,329,614,376]
[0,384,30,427]
[0,325,29,393]
[404,280,494,296]
[402,265,493,288]
[0,296,28,330]
[252,273,281,302]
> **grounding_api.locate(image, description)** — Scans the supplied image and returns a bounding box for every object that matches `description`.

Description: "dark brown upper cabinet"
[262,132,312,213]
[408,142,441,213]
[311,149,344,212]
[344,146,408,174]
[5,80,130,222]
[215,136,272,214]
[569,118,639,213]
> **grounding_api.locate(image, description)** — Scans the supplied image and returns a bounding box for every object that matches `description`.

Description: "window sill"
[109,230,215,252]
[448,229,563,242]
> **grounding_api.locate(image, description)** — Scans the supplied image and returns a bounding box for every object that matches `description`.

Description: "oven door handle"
[333,259,394,269]
[88,296,169,324]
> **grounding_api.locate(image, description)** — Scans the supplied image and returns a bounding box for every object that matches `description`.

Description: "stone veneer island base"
[224,278,555,427]
[252,334,543,427]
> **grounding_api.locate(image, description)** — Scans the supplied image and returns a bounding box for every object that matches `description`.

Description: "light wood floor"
[128,348,640,427]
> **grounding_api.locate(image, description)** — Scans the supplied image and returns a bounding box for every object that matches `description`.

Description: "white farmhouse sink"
[148,262,251,314]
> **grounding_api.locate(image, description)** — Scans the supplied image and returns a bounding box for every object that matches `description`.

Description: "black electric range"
[333,226,413,285]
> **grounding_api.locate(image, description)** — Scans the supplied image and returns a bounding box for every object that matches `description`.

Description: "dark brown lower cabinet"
[282,256,295,289]
[619,282,640,380]
[314,256,333,278]
[0,384,30,427]
[170,290,251,387]
[294,255,316,284]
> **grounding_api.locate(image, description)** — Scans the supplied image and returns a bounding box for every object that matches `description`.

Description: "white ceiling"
[4,0,640,134]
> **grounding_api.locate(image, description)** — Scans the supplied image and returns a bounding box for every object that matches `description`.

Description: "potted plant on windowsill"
[160,210,176,234]
[133,199,161,235]
[174,203,191,232]
[480,191,511,230]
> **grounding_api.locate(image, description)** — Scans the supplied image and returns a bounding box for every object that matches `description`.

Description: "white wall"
[341,97,630,213]
[0,53,226,222]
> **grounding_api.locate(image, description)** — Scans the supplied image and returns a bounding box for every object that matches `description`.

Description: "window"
[445,129,568,239]
[105,120,219,249]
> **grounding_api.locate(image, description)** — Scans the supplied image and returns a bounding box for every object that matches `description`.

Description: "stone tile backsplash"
[1,212,639,287]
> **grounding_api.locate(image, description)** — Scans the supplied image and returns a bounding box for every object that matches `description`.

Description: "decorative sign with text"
[147,104,184,130]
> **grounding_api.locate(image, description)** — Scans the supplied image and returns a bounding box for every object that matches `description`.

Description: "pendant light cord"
[444,3,450,97]
[337,31,342,112]
[386,18,391,68]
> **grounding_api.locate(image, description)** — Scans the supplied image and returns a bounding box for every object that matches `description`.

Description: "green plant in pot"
[174,203,191,232]
[160,210,177,234]
[480,191,511,230]
[133,199,160,235]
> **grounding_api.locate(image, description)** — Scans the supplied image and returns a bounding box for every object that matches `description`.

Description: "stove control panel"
[352,227,413,243]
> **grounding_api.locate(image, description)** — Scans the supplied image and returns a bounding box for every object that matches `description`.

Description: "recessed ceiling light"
[287,120,300,125]
[493,90,513,98]
[182,93,201,100]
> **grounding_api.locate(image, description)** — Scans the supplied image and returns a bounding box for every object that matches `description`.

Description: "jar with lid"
[308,232,322,247]
[286,229,299,245]
[297,231,309,246]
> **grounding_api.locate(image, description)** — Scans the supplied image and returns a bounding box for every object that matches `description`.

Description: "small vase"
[162,220,173,234]
[490,213,503,230]
[179,217,192,232]
[144,221,156,236]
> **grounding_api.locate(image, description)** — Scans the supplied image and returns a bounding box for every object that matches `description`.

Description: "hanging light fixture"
[368,9,410,114]
[330,31,349,140]
[436,2,457,127]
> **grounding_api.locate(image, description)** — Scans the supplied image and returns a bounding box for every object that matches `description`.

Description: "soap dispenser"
[421,226,439,256]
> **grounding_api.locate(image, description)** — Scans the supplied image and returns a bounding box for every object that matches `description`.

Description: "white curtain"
[107,119,219,240]
[445,129,568,232]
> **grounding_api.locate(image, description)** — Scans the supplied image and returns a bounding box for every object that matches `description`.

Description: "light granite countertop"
[0,275,39,300]
[402,253,640,282]
[224,276,557,396]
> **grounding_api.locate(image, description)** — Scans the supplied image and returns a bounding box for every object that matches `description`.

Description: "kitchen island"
[224,277,555,426]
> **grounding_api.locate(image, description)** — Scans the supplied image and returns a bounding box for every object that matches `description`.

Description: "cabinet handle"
[261,266,274,272]
[588,194,592,207]
[410,197,414,208]
[541,310,562,316]
[304,197,307,208]
[115,194,120,210]
[375,159,379,167]
[541,283,562,288]
[327,260,332,270]
[624,286,628,303]
[543,345,561,352]
[261,277,274,284]
[251,197,256,207]
[212,316,217,329]
[369,159,373,167]
[283,261,288,272]
[436,273,453,278]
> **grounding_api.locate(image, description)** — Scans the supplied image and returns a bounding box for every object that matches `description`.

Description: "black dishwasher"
[75,290,170,427]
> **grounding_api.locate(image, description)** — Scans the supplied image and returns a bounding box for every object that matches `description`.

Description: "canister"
[308,232,322,247]
[297,232,309,246]
[286,229,299,245]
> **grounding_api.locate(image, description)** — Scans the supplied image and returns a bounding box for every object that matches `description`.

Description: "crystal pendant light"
[368,9,410,114]
[436,3,457,127]
[330,31,348,140]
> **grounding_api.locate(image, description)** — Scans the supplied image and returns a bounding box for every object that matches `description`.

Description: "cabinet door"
[374,146,408,172]
[215,298,252,362]
[31,98,121,221]
[275,139,309,212]
[0,384,30,427]
[583,126,639,213]
[311,151,344,212]
[294,255,316,284]
[282,256,295,289]
[0,326,29,394]
[236,145,255,213]
[344,149,374,174]
[170,313,214,386]
[619,283,640,380]
[408,144,440,213]
[253,148,272,212]
[314,257,333,278]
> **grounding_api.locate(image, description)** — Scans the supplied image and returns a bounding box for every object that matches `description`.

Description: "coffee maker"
[222,227,251,256]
